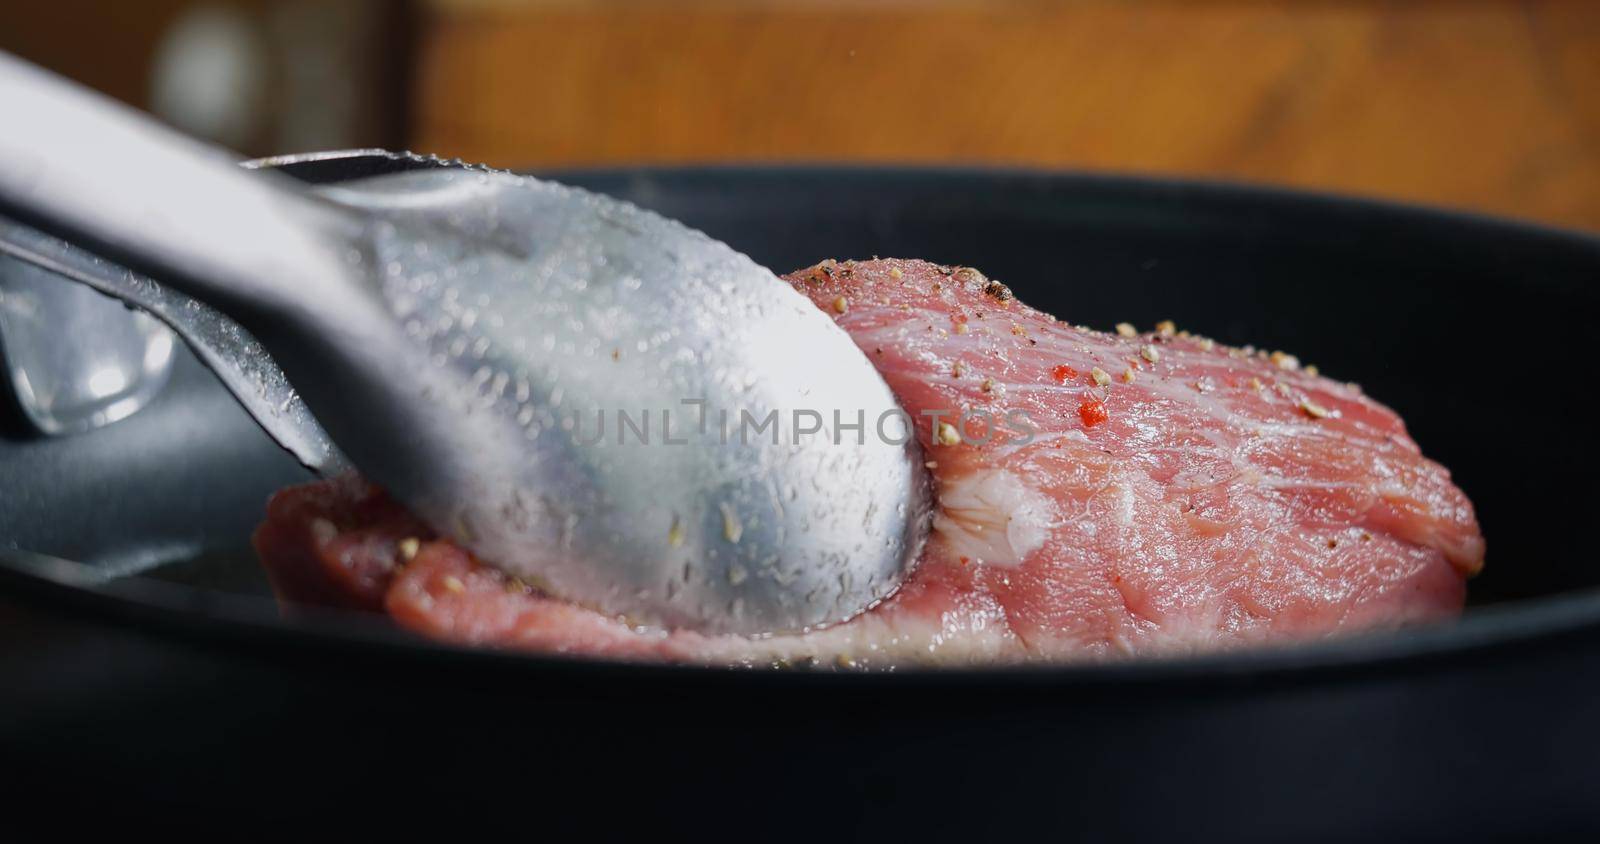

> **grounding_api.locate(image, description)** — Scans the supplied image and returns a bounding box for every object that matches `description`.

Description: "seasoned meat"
[253,259,1483,667]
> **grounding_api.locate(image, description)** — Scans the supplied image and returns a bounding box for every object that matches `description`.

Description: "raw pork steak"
[253,259,1483,667]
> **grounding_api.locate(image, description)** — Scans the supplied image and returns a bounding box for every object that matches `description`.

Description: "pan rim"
[5,543,1600,689]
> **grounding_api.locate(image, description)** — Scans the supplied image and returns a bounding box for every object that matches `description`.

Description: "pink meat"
[253,258,1483,667]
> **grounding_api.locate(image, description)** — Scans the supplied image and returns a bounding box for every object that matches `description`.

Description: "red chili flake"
[959,556,972,566]
[1051,364,1078,384]
[1078,397,1109,427]
[951,312,969,325]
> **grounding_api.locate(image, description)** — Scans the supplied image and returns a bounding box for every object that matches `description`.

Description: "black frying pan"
[3,154,1598,839]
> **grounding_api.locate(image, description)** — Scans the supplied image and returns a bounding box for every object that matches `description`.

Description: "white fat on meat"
[932,468,1054,567]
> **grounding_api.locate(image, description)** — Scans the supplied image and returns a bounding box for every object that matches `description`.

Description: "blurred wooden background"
[3,0,1598,230]
[415,0,1600,231]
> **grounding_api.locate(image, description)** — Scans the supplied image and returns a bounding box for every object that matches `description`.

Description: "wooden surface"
[414,0,1600,232]
[0,0,413,154]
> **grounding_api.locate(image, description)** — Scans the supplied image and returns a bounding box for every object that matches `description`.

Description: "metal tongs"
[0,53,930,635]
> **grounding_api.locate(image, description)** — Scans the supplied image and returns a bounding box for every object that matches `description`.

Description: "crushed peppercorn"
[1078,397,1109,427]
[953,266,986,285]
[720,503,744,543]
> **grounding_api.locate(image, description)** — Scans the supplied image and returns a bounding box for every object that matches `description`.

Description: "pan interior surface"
[3,158,1597,673]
